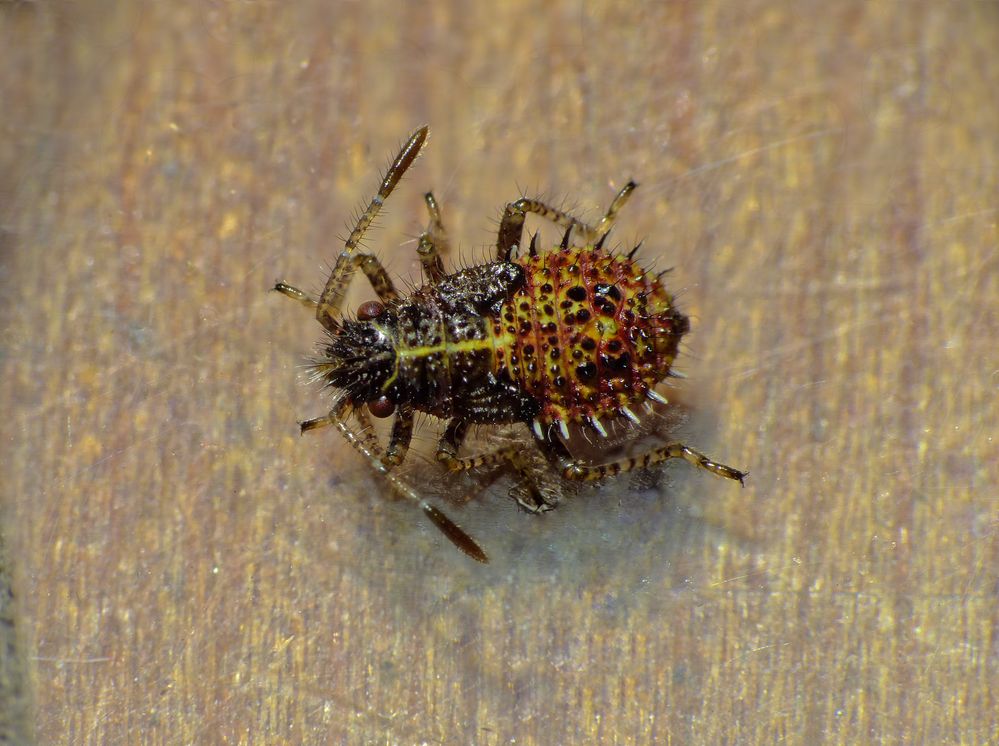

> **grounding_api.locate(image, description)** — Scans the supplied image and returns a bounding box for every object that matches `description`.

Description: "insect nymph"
[275,126,745,562]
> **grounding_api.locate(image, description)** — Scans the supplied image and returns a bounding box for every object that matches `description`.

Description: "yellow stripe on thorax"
[381,332,496,392]
[396,338,494,358]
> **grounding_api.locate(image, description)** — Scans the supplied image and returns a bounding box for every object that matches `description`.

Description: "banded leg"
[315,126,429,331]
[303,402,413,470]
[436,420,553,512]
[349,253,400,303]
[417,192,449,283]
[300,404,382,457]
[495,181,639,260]
[564,441,746,484]
[276,252,398,318]
[314,398,488,562]
[529,421,745,486]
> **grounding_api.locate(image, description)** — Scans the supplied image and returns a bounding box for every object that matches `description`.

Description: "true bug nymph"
[275,127,745,562]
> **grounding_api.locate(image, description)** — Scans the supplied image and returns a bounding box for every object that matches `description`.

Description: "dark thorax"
[389,262,538,423]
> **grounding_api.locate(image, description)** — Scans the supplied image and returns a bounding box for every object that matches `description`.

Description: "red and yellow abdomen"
[491,247,688,425]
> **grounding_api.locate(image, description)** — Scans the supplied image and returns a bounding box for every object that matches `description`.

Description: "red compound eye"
[367,396,396,418]
[356,301,385,321]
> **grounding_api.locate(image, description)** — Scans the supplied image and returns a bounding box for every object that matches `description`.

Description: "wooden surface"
[2,1,996,743]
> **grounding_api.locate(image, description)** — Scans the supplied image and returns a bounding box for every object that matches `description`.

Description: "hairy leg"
[314,126,429,330]
[495,181,638,260]
[417,192,450,282]
[436,420,554,512]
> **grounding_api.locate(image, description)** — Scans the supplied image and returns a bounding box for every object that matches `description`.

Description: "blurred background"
[1,0,996,743]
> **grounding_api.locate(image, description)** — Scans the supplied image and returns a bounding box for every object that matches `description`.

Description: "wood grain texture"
[1,0,996,743]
